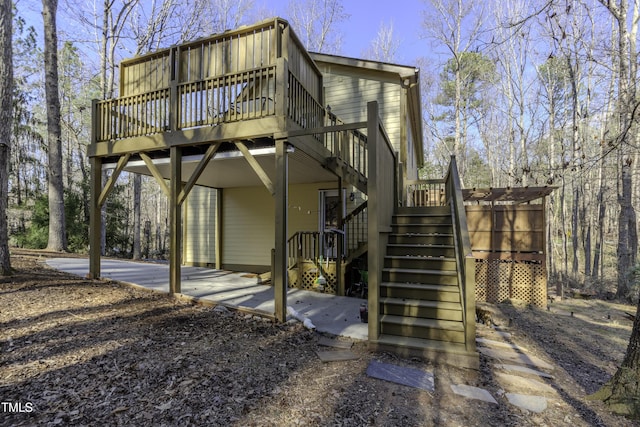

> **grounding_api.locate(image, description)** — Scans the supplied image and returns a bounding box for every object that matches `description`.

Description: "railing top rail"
[344,199,367,220]
[120,18,283,69]
[405,178,445,185]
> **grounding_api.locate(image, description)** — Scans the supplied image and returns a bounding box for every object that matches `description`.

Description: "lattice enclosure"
[475,259,547,307]
[288,260,342,294]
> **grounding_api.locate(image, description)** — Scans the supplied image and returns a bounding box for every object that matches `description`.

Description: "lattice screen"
[475,259,547,307]
[288,260,340,294]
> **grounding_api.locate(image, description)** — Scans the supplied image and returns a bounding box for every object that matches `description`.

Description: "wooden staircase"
[373,205,479,369]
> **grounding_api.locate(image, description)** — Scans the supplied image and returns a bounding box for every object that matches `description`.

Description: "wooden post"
[169,146,182,294]
[275,58,287,119]
[215,189,223,270]
[367,101,380,341]
[274,138,288,322]
[89,156,102,279]
[169,47,179,132]
[336,177,344,296]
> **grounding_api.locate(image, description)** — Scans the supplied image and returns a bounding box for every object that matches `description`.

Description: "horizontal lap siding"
[222,182,355,269]
[183,186,217,264]
[322,72,402,152]
[222,187,275,267]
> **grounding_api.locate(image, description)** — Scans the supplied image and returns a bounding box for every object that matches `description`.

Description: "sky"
[259,0,427,65]
[18,0,429,67]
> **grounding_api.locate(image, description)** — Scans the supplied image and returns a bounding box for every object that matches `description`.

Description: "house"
[88,18,478,368]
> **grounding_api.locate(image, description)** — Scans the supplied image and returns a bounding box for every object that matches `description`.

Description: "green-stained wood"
[177,142,221,205]
[89,156,102,279]
[234,141,274,195]
[367,101,380,341]
[97,153,130,208]
[169,146,182,294]
[336,177,344,296]
[140,152,170,198]
[89,116,285,157]
[273,139,288,322]
[216,188,223,270]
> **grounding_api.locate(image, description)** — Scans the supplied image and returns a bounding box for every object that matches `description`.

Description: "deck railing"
[405,179,446,207]
[93,18,324,145]
[94,89,170,142]
[324,111,368,179]
[179,66,277,129]
[287,71,323,131]
[288,230,352,269]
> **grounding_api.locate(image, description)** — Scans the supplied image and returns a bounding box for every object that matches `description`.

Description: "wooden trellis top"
[462,186,555,204]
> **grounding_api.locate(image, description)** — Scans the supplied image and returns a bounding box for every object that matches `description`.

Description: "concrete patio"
[47,258,368,340]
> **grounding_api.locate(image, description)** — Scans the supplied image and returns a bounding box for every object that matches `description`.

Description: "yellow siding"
[321,70,402,152]
[222,186,275,267]
[183,182,366,270]
[222,182,364,269]
[183,186,217,265]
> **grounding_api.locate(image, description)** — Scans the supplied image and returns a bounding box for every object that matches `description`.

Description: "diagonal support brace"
[234,141,274,195]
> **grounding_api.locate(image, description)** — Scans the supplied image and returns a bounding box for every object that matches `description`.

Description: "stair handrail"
[444,156,476,353]
[342,200,368,261]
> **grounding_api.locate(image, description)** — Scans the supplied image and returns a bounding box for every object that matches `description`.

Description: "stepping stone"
[496,364,554,379]
[450,384,498,404]
[366,360,434,392]
[478,347,554,371]
[318,336,353,349]
[476,337,528,352]
[495,372,556,395]
[506,393,548,413]
[316,350,358,362]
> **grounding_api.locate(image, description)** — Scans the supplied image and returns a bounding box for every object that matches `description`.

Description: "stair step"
[393,215,453,225]
[384,255,457,270]
[372,334,479,369]
[392,223,453,234]
[389,233,454,245]
[381,282,461,302]
[382,267,458,286]
[380,314,465,343]
[383,267,457,276]
[381,297,463,321]
[395,206,450,215]
[387,243,456,258]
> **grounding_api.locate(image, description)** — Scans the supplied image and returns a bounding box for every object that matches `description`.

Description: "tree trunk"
[590,297,640,417]
[43,0,67,252]
[0,0,12,275]
[617,160,636,299]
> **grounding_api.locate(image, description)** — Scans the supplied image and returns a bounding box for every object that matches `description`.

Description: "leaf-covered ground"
[0,250,637,426]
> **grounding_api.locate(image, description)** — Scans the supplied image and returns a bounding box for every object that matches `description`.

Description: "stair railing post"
[367,101,380,341]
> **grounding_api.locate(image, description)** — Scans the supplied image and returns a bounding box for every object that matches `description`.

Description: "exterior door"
[319,189,345,259]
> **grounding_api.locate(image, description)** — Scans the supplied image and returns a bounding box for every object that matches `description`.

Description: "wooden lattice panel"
[475,259,547,308]
[288,261,339,294]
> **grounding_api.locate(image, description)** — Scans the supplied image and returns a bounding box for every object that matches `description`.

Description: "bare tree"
[287,0,348,53]
[43,0,67,251]
[594,0,639,299]
[0,0,12,273]
[362,21,401,63]
[589,0,640,415]
[421,0,486,179]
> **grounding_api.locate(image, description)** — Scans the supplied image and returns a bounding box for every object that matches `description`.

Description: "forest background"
[3,0,640,302]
